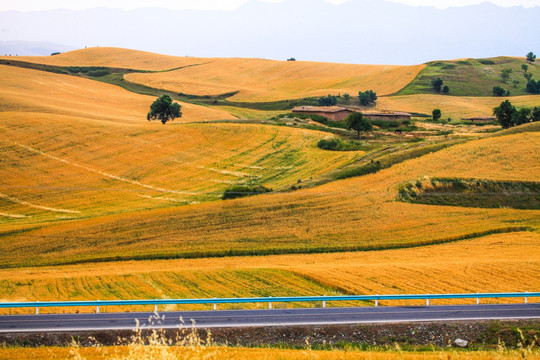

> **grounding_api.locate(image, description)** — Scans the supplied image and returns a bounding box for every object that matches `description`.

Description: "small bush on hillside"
[493,86,510,97]
[371,119,400,129]
[88,69,111,77]
[335,161,382,180]
[478,59,496,65]
[222,185,272,200]
[317,138,364,151]
[457,60,471,65]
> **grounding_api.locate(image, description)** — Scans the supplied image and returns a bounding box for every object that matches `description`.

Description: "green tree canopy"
[493,85,510,97]
[147,95,182,124]
[431,78,444,92]
[526,51,536,64]
[358,90,377,106]
[346,112,372,138]
[493,100,516,129]
[432,109,442,122]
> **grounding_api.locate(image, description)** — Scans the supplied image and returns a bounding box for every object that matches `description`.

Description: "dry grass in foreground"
[1,346,538,360]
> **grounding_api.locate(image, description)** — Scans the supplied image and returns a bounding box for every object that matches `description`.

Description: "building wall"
[363,114,411,122]
[292,110,352,121]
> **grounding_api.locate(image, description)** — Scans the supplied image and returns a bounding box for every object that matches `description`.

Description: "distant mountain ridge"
[0,41,75,56]
[0,0,538,64]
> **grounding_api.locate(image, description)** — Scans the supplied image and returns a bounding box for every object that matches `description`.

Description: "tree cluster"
[493,86,510,97]
[431,78,449,93]
[147,95,182,124]
[358,90,377,106]
[493,100,540,129]
[526,79,540,94]
[318,94,338,106]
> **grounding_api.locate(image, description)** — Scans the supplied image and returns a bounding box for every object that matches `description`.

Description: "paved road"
[0,304,538,333]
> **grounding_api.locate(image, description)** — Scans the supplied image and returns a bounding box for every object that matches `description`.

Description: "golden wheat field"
[2,47,203,71]
[1,232,538,314]
[125,57,425,101]
[2,346,538,360]
[0,65,360,232]
[377,94,540,119]
[3,127,537,267]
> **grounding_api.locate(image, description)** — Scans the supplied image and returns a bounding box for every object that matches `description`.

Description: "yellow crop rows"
[125,57,425,102]
[1,232,538,314]
[377,94,540,119]
[2,127,537,267]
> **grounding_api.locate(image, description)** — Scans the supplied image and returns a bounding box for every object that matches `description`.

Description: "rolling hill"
[0,47,539,318]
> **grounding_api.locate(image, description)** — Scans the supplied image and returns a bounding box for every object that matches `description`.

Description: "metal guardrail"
[0,292,537,315]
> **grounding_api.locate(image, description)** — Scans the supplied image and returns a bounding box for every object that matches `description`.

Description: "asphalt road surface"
[1,304,539,333]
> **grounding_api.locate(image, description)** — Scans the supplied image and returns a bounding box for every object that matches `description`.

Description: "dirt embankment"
[1,321,538,350]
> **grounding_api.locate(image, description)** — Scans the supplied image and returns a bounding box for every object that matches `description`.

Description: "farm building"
[291,106,353,121]
[292,106,412,122]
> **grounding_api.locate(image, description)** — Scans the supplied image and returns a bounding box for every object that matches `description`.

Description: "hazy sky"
[1,0,539,11]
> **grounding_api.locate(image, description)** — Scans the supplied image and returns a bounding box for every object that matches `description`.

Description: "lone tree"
[526,51,536,64]
[493,100,516,129]
[147,95,182,124]
[346,112,372,138]
[432,109,442,122]
[501,68,513,83]
[431,78,444,92]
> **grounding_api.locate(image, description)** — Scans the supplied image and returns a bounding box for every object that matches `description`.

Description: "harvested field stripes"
[0,232,538,314]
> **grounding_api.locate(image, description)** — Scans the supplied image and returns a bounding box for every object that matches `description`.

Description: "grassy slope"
[2,126,538,267]
[1,232,538,313]
[0,65,360,232]
[397,56,540,97]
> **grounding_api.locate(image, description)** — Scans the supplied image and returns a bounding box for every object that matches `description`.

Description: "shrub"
[493,86,509,97]
[222,185,272,200]
[87,69,111,77]
[478,59,496,65]
[317,138,364,151]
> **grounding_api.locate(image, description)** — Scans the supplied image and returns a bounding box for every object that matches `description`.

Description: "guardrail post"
[36,301,39,315]
[323,295,326,308]
[269,296,272,310]
[213,298,217,311]
[477,294,480,305]
[96,300,100,314]
[155,302,158,313]
[525,292,529,304]
[375,295,378,307]
[426,295,430,306]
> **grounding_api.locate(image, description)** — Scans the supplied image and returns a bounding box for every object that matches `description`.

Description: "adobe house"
[292,106,412,122]
[291,106,353,121]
